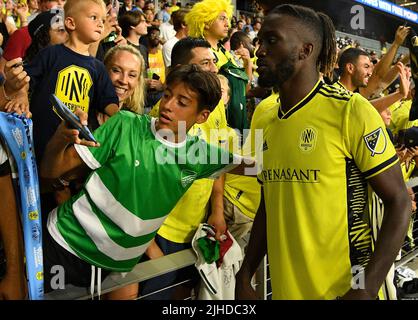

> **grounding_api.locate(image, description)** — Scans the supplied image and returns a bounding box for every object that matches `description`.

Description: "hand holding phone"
[50,94,97,143]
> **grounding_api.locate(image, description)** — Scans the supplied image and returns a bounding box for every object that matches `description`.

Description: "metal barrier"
[44,249,197,300]
[44,234,266,300]
[43,211,418,300]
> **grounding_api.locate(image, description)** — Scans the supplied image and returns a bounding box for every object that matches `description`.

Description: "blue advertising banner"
[355,0,418,23]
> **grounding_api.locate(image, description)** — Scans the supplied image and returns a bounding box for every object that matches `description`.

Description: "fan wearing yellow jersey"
[236,4,411,300]
[337,22,412,110]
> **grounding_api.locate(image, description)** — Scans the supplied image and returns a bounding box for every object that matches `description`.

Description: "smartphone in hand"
[49,94,97,143]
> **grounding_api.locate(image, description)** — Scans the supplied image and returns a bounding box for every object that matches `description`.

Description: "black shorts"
[43,229,111,293]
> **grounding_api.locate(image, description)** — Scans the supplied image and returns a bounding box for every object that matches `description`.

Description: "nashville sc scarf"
[0,112,43,300]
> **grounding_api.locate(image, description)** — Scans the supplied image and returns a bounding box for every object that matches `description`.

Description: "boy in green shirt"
[40,64,241,294]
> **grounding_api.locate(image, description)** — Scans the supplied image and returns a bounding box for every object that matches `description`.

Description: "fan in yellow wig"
[185,0,235,69]
[185,0,233,39]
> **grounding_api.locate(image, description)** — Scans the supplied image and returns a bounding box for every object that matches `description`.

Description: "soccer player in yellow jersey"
[236,4,411,300]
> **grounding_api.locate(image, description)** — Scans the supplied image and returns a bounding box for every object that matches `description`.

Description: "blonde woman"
[98,45,146,125]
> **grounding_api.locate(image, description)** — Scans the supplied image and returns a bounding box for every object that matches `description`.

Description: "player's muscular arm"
[342,164,410,299]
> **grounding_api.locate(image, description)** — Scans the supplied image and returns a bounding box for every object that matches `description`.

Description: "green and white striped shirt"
[48,111,238,272]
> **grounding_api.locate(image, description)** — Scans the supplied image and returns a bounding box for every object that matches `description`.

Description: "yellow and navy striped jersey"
[333,81,347,91]
[333,80,361,94]
[259,81,398,299]
[336,79,399,300]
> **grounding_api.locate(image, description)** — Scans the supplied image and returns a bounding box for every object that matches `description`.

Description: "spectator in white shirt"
[162,8,189,69]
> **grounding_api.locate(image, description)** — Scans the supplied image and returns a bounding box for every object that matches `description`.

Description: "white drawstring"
[97,268,102,300]
[90,265,95,300]
[90,266,102,300]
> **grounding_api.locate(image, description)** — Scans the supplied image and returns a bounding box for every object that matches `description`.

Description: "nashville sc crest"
[54,65,93,114]
[299,127,318,153]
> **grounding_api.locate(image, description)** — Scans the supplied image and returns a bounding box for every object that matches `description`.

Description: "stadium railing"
[43,235,266,300]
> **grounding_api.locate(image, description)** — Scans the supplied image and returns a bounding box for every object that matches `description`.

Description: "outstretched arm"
[370,62,409,112]
[361,26,410,99]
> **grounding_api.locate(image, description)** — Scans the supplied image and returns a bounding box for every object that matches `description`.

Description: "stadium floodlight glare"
[400,1,417,6]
